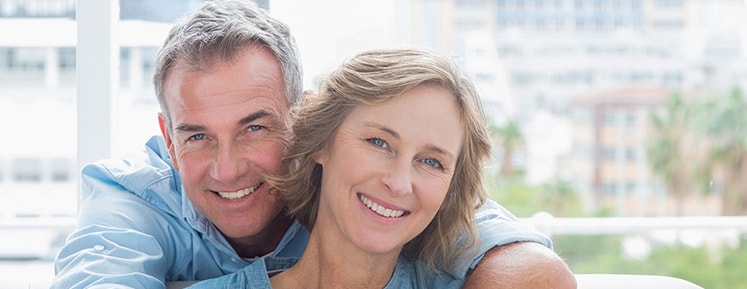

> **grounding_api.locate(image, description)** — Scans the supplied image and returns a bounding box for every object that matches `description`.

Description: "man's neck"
[227,213,295,258]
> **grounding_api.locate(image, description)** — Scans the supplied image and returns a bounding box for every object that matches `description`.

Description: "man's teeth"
[217,184,260,200]
[359,194,405,218]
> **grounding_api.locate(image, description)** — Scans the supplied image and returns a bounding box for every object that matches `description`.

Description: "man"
[53,1,576,288]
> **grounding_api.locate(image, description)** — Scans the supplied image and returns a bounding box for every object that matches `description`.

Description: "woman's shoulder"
[386,257,465,289]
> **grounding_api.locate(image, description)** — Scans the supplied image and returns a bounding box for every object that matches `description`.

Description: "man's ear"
[158,112,180,171]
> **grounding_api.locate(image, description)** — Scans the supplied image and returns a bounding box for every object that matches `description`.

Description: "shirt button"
[93,245,104,251]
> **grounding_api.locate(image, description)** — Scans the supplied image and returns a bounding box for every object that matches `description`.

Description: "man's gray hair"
[153,0,303,128]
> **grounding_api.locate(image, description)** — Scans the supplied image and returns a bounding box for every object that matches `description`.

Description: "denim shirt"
[52,135,551,289]
[187,256,465,289]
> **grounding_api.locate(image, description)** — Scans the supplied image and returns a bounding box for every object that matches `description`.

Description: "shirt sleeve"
[51,165,172,289]
[447,199,553,279]
[184,257,296,289]
[52,225,168,289]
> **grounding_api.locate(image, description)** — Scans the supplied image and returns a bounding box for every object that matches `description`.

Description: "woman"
[188,48,492,288]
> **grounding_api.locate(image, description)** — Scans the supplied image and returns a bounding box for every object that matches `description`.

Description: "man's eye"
[367,137,388,148]
[188,134,205,141]
[422,158,443,169]
[248,125,264,132]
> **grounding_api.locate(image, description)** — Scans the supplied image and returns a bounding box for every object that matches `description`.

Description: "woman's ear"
[313,146,329,166]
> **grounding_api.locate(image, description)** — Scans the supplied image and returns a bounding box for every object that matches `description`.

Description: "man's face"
[159,46,290,253]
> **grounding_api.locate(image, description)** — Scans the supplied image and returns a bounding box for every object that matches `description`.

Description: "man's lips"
[213,182,263,200]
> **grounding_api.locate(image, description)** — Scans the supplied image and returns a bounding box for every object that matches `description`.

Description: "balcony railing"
[523,213,747,236]
[3,214,747,260]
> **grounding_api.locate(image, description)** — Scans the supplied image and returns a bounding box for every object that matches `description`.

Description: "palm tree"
[491,119,524,178]
[647,92,694,215]
[540,178,579,216]
[690,88,747,215]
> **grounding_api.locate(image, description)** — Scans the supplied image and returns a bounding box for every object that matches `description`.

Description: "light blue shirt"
[186,256,464,289]
[52,135,551,289]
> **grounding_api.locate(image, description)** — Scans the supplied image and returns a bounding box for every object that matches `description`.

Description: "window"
[4,1,746,288]
[12,158,42,182]
[49,158,71,182]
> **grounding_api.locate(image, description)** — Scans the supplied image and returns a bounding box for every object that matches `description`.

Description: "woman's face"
[314,84,464,256]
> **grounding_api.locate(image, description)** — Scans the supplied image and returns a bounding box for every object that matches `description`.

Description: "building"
[0,0,200,259]
[569,87,667,215]
[443,0,747,211]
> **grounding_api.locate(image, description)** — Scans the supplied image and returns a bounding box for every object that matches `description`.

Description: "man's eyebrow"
[173,111,273,133]
[239,110,272,126]
[175,123,205,133]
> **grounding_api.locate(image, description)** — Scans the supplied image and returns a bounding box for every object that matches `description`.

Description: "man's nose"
[210,142,244,182]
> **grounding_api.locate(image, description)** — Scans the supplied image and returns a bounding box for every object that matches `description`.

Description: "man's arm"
[443,199,575,288]
[52,163,174,289]
[53,223,169,289]
[463,241,577,289]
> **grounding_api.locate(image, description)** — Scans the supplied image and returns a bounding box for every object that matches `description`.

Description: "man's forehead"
[164,57,288,102]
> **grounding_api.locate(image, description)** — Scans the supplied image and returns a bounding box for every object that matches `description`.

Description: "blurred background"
[1,0,746,288]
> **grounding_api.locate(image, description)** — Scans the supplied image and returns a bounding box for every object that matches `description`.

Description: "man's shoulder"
[80,135,183,216]
[82,135,174,181]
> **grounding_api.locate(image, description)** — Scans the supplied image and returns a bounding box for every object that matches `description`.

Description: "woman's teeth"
[359,194,405,218]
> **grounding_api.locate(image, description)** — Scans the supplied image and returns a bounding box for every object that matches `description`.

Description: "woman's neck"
[270,226,400,289]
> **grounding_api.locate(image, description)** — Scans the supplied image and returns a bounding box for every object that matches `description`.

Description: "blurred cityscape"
[1,0,746,288]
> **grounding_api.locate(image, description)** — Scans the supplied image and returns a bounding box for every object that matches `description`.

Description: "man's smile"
[214,183,263,200]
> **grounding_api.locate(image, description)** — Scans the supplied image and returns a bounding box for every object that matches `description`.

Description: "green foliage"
[686,88,747,214]
[538,178,583,217]
[489,119,525,178]
[486,175,584,217]
[486,176,542,217]
[646,92,695,215]
[554,235,747,289]
[486,173,746,289]
[647,92,686,181]
[482,88,747,288]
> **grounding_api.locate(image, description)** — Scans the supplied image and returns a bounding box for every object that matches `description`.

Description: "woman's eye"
[367,137,388,148]
[422,158,443,169]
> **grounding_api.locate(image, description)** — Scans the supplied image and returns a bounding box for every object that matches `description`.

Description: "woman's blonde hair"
[271,48,491,272]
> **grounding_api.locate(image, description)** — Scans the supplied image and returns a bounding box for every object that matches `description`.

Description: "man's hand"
[463,242,577,289]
